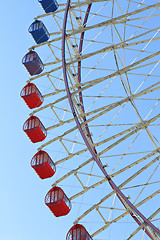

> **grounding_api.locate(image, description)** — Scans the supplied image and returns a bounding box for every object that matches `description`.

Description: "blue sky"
[1,1,160,240]
[0,1,73,239]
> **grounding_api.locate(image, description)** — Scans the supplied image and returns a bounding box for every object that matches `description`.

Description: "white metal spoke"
[23,1,160,239]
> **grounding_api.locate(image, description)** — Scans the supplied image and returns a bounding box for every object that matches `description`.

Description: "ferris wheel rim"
[61,0,160,238]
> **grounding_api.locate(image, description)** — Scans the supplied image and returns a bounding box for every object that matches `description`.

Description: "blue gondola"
[22,51,44,76]
[28,20,50,44]
[38,0,58,13]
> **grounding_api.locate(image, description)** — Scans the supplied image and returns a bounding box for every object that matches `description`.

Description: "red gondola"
[66,224,93,240]
[20,83,44,109]
[23,116,47,143]
[45,186,71,217]
[31,151,56,179]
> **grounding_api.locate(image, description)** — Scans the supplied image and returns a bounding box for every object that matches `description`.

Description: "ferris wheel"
[21,0,160,239]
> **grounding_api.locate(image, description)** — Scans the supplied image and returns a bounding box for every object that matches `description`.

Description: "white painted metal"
[26,1,160,239]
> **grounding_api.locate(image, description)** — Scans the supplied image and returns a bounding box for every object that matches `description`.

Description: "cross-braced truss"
[27,0,160,239]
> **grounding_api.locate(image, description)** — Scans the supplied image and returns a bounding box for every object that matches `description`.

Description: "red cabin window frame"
[23,116,40,131]
[45,187,64,205]
[31,151,49,166]
[21,83,37,97]
[66,224,92,240]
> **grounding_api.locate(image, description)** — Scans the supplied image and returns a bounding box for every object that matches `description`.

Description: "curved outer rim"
[61,0,160,238]
[78,3,93,139]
